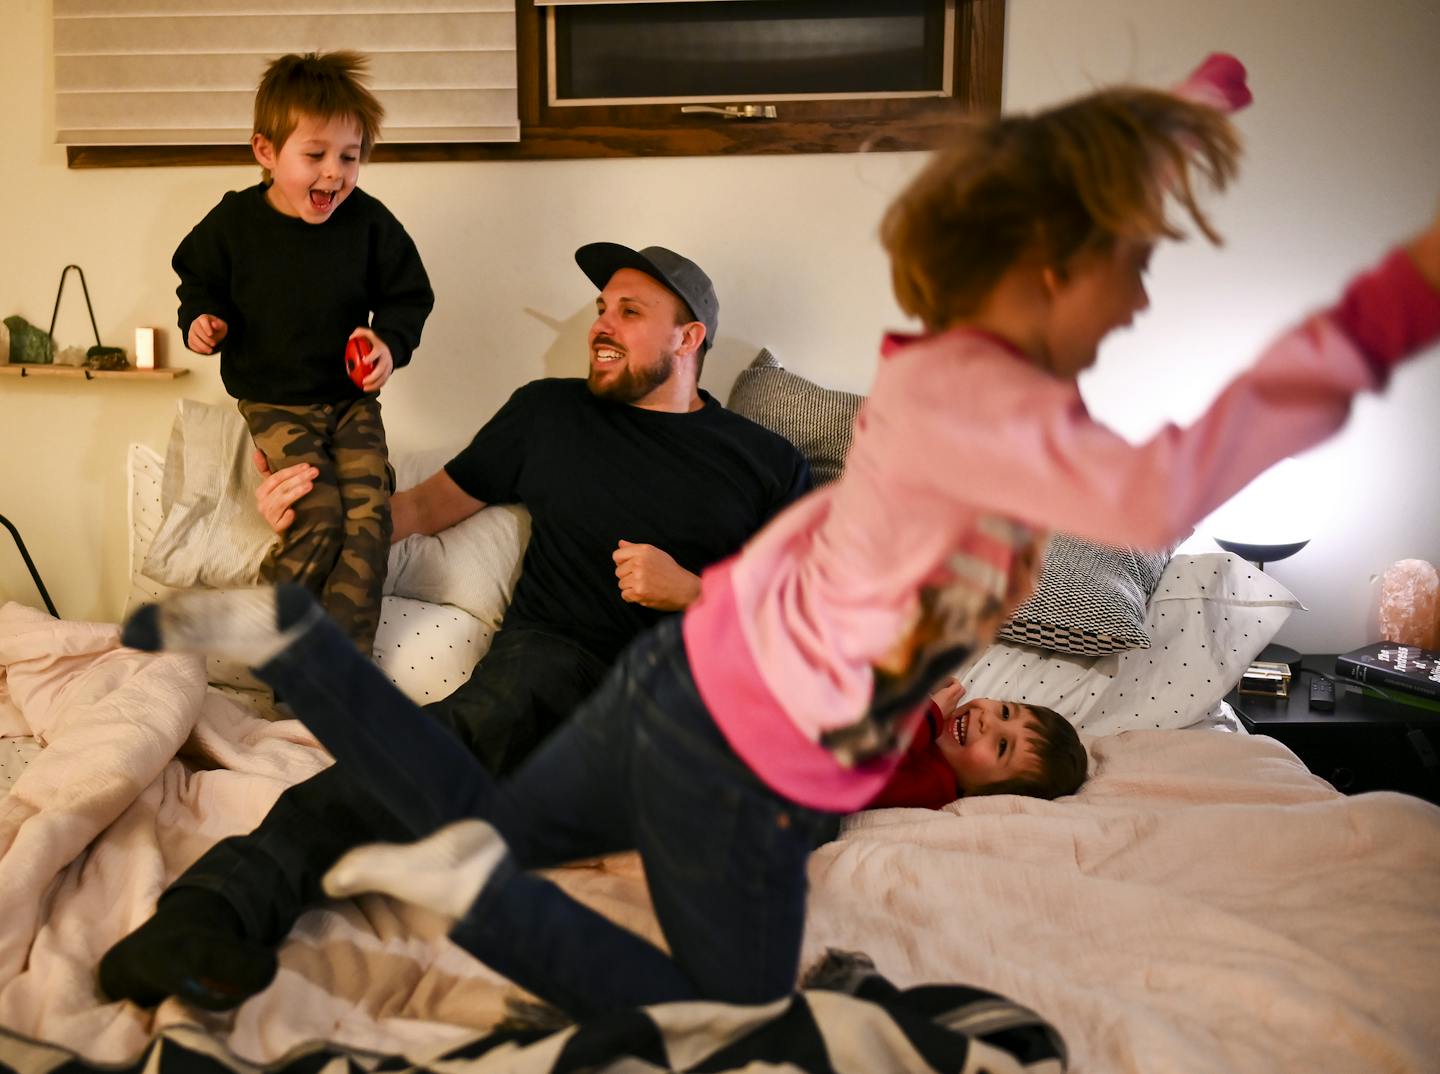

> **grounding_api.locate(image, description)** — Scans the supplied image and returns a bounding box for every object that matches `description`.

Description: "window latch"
[680,104,778,120]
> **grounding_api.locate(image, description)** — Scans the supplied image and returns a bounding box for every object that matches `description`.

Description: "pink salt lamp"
[1378,559,1440,649]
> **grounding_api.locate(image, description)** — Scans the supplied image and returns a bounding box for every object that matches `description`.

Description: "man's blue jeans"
[258,600,842,1018]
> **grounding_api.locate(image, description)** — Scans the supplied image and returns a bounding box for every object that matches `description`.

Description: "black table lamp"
[1212,538,1310,572]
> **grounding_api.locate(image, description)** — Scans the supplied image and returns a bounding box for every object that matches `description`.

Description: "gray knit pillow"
[726,349,863,486]
[998,535,1172,656]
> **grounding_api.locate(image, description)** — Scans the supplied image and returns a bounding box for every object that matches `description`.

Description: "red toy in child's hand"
[345,336,374,389]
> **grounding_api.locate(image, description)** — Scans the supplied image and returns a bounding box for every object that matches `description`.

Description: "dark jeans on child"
[254,603,843,1018]
[239,396,392,653]
[165,626,608,945]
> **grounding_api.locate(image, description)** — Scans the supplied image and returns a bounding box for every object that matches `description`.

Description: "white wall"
[2,0,1437,654]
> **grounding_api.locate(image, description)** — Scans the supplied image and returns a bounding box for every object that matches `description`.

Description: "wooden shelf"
[0,363,188,380]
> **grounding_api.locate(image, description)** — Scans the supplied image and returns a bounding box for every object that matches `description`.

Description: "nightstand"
[1226,654,1440,806]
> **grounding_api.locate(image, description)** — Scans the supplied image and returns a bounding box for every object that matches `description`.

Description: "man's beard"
[587,349,674,405]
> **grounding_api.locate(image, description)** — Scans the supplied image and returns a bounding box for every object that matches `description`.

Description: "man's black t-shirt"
[445,379,812,663]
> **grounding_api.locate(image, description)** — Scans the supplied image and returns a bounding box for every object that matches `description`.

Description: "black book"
[1335,641,1440,700]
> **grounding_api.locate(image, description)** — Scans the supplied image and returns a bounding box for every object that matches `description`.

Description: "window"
[62,0,1004,167]
[518,0,1005,158]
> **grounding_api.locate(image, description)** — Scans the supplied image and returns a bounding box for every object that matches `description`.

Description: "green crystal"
[3,315,54,364]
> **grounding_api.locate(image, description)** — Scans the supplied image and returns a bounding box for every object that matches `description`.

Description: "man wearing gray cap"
[99,243,812,1011]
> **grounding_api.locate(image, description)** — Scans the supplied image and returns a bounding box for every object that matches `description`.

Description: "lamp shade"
[1213,538,1309,566]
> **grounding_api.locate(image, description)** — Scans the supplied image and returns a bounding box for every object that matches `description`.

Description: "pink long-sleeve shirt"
[684,248,1440,812]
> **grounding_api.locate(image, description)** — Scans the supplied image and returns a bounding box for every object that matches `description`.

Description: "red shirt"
[864,702,961,810]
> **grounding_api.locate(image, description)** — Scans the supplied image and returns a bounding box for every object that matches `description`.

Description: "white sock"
[322,819,511,921]
[155,588,314,666]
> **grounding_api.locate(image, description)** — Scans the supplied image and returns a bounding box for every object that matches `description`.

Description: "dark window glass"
[553,0,946,102]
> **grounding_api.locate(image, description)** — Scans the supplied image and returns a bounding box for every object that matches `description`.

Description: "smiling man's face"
[586,268,695,407]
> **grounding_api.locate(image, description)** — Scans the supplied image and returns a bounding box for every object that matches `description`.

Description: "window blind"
[53,0,519,146]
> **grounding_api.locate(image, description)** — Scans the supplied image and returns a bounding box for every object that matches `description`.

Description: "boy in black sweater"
[174,51,433,653]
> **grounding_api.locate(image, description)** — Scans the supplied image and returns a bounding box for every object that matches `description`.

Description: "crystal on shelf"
[1378,559,1439,650]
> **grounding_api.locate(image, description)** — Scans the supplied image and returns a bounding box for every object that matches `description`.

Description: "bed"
[2,355,1438,1074]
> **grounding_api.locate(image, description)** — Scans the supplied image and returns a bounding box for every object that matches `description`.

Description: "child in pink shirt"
[119,55,1440,1018]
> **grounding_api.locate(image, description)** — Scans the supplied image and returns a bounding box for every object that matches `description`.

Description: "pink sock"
[1172,53,1252,114]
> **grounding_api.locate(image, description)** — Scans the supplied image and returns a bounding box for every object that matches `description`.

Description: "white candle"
[135,327,155,369]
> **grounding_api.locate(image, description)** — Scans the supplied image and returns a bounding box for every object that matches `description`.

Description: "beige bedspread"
[3,602,1438,1073]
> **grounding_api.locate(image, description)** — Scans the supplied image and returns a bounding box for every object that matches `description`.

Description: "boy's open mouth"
[309,189,338,211]
[953,711,969,745]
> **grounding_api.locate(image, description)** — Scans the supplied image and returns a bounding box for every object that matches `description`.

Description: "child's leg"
[238,401,345,617]
[126,585,501,835]
[122,587,626,863]
[340,619,839,1017]
[325,397,392,654]
[124,595,830,1017]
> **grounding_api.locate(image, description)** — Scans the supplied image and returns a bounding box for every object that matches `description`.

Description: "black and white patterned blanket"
[0,973,1065,1074]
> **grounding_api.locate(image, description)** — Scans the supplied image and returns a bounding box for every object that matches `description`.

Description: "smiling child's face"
[252,112,362,225]
[933,696,1042,795]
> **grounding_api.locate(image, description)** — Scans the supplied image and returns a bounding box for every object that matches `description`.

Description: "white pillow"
[126,437,506,706]
[387,506,529,630]
[135,400,531,630]
[1081,552,1303,736]
[141,400,276,588]
[960,553,1302,735]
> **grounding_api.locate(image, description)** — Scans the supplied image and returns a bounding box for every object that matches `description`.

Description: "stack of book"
[1336,641,1440,712]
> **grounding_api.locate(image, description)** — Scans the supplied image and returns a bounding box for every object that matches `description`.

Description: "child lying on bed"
[868,678,1086,810]
[116,54,1440,1021]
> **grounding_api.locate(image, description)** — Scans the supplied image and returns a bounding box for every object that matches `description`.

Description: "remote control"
[1309,676,1335,712]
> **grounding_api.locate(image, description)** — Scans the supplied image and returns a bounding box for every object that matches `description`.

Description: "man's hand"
[187,314,229,355]
[252,449,316,534]
[350,327,394,392]
[613,540,701,611]
[930,676,966,717]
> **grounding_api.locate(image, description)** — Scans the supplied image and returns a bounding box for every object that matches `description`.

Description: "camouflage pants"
[238,397,392,654]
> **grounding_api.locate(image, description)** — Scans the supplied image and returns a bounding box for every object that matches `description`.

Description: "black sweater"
[174,184,434,404]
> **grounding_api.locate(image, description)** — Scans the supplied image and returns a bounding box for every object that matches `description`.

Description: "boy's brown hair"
[880,87,1241,332]
[968,703,1087,800]
[253,51,384,182]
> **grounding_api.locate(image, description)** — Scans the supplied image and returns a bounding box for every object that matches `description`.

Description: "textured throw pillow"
[726,348,863,486]
[997,534,1171,656]
[141,400,277,588]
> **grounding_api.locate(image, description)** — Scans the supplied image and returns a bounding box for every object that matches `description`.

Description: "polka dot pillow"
[960,552,1303,736]
[371,596,493,705]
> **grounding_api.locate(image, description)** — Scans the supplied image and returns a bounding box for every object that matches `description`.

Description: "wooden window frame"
[66,0,1004,169]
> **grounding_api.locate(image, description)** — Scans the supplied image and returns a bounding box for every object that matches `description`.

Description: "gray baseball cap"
[575,243,718,354]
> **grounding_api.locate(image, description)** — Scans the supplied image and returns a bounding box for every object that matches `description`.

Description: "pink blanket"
[0,603,538,1062]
